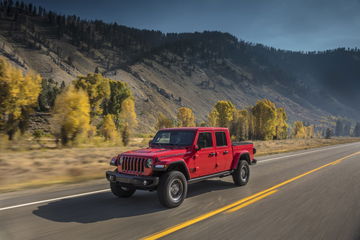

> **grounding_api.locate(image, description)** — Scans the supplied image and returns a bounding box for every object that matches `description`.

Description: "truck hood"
[120,147,190,159]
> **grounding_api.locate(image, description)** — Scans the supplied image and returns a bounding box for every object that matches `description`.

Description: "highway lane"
[1,142,360,240]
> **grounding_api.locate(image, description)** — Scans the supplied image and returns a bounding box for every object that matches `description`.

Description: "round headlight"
[145,158,152,168]
[118,156,124,165]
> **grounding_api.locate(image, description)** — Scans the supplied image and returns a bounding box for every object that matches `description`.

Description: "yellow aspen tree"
[252,99,277,140]
[275,107,289,140]
[107,80,131,128]
[101,114,118,141]
[213,100,235,127]
[243,107,255,140]
[52,86,91,145]
[207,109,219,127]
[0,57,42,140]
[229,109,240,139]
[239,109,252,140]
[177,107,195,127]
[230,109,249,141]
[119,97,137,130]
[73,73,110,117]
[121,123,130,146]
[293,121,306,138]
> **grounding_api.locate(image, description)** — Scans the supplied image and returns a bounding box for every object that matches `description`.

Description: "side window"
[215,132,227,147]
[197,132,213,148]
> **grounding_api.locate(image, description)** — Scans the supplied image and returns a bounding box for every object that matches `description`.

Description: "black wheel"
[232,160,250,186]
[157,171,188,208]
[110,182,136,198]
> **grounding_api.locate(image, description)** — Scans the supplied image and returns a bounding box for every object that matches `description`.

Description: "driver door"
[194,131,216,177]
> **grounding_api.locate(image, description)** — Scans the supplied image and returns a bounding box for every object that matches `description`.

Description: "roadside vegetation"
[0,57,136,148]
[157,100,360,140]
[1,137,359,193]
[1,56,360,192]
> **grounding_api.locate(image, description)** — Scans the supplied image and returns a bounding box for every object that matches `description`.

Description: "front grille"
[122,156,146,174]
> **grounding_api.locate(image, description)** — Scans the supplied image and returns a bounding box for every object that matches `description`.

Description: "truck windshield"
[152,130,195,147]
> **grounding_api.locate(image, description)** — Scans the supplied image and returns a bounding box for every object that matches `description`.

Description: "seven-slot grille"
[121,156,146,174]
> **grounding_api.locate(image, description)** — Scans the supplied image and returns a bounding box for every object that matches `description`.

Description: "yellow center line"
[226,190,278,213]
[141,151,360,240]
[141,189,278,240]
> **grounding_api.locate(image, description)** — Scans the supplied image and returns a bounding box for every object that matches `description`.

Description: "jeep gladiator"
[106,127,256,208]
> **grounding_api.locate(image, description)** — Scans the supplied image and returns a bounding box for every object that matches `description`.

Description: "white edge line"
[1,141,359,212]
[0,189,109,211]
[258,142,360,163]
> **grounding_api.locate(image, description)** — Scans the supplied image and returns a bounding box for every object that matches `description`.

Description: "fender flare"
[231,151,251,170]
[158,160,191,180]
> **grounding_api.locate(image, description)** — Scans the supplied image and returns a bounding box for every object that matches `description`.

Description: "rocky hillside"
[1,1,360,131]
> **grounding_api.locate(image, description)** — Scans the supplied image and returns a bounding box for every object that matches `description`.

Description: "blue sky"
[22,0,360,51]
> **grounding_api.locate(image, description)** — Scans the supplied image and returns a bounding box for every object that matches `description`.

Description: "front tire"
[110,182,136,198]
[232,160,250,186]
[157,171,187,208]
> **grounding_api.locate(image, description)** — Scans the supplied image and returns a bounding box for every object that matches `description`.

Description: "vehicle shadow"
[33,179,235,223]
[187,179,235,198]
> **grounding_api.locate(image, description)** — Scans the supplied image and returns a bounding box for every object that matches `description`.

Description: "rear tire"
[110,182,136,198]
[157,171,187,208]
[232,160,250,186]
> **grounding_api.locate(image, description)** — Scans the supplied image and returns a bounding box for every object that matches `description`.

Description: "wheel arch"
[166,160,191,180]
[232,151,251,169]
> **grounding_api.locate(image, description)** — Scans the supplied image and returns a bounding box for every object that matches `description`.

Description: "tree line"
[0,57,136,146]
[157,100,360,141]
[335,119,360,137]
[1,55,360,145]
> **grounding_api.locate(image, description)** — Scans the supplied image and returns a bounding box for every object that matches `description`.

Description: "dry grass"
[0,137,149,192]
[253,137,360,156]
[0,137,359,193]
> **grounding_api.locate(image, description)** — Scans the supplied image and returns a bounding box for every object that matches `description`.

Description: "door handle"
[209,152,216,157]
[223,150,229,155]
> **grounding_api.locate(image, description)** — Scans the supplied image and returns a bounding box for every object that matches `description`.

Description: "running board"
[188,170,233,184]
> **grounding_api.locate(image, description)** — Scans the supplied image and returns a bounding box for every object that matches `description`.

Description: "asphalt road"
[1,142,360,240]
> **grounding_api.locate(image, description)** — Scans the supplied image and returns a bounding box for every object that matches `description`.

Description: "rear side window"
[197,132,213,148]
[215,132,227,146]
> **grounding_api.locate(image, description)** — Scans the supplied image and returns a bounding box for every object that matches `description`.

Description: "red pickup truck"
[106,127,256,208]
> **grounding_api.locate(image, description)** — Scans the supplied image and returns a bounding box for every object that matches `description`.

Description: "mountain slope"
[1,2,360,132]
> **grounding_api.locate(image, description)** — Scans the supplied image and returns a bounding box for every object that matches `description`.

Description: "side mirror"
[148,140,153,147]
[194,145,201,151]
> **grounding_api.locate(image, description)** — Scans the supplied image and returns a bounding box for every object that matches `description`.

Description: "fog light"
[154,164,166,169]
[143,180,148,185]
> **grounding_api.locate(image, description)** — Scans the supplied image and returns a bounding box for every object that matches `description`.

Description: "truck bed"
[232,141,253,146]
[232,142,255,161]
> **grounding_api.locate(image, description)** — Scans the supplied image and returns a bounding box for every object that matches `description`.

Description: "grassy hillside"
[1,2,360,132]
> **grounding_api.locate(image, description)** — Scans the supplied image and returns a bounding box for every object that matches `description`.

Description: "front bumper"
[106,171,159,189]
[251,159,257,165]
